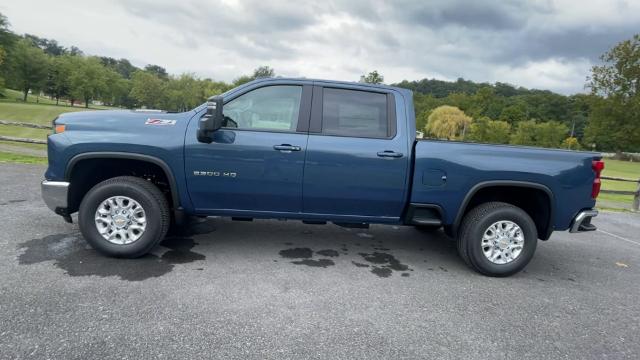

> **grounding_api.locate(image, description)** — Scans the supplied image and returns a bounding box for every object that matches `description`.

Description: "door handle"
[274,144,301,152]
[377,150,403,158]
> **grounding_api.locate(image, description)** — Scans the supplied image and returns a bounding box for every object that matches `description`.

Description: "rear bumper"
[569,209,598,233]
[41,180,69,214]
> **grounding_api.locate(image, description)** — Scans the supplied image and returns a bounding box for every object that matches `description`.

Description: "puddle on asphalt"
[316,249,339,257]
[291,259,335,268]
[352,261,370,268]
[279,247,338,269]
[358,251,412,278]
[279,247,313,259]
[278,244,414,278]
[17,220,213,281]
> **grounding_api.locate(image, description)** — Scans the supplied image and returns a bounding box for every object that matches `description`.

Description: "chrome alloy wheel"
[94,196,147,244]
[481,220,525,265]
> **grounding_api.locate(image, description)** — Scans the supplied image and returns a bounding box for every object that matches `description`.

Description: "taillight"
[591,160,605,199]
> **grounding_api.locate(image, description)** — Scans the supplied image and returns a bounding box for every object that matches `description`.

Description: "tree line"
[0,13,269,111]
[382,33,639,152]
[0,12,638,152]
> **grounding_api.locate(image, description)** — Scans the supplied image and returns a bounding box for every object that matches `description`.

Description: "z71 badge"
[145,118,176,126]
[193,171,237,178]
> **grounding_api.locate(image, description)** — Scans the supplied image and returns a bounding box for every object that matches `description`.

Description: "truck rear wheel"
[457,202,537,277]
[78,176,170,258]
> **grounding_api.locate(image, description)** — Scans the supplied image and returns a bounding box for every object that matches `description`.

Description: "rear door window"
[321,88,390,138]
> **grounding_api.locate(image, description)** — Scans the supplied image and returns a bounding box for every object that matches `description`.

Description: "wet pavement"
[1,163,639,359]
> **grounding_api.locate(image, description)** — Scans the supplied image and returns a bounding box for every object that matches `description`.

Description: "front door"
[185,84,311,213]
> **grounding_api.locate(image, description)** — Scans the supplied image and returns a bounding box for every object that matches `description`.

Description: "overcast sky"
[2,0,639,94]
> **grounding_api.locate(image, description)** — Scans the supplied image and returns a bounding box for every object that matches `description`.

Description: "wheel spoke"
[481,220,525,265]
[94,195,147,245]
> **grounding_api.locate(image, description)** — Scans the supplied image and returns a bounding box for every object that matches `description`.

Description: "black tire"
[78,176,170,258]
[457,202,537,277]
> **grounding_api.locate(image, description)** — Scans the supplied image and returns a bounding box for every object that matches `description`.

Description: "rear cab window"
[320,88,395,138]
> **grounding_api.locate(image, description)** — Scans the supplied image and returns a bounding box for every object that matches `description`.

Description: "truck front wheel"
[78,176,170,258]
[457,202,537,277]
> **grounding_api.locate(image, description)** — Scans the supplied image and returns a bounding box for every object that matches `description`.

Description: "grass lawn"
[0,101,97,125]
[0,125,50,140]
[0,88,60,105]
[0,88,118,110]
[599,159,640,204]
[0,151,48,165]
[2,141,48,151]
[0,89,120,161]
[0,89,119,125]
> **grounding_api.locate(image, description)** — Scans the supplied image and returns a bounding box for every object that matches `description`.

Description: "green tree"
[425,105,472,140]
[468,86,504,119]
[24,34,67,56]
[6,39,50,101]
[100,68,129,107]
[0,12,9,88]
[589,34,640,98]
[199,78,232,99]
[0,12,11,44]
[584,34,640,152]
[360,70,384,84]
[535,121,569,148]
[46,55,73,105]
[584,96,640,152]
[129,70,166,108]
[562,137,581,150]
[233,66,275,86]
[467,116,511,144]
[144,64,168,79]
[252,65,274,79]
[498,103,527,123]
[69,56,107,108]
[510,120,538,146]
[0,46,5,88]
[510,120,568,148]
[165,73,201,111]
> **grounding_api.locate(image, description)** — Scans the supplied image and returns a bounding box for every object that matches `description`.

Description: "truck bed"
[410,139,600,233]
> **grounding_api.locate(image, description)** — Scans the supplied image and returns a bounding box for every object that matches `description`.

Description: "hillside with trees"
[0,11,638,153]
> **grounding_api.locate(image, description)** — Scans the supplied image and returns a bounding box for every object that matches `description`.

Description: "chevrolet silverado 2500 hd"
[42,78,603,276]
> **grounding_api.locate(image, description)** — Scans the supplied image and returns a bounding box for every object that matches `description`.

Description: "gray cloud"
[4,0,639,94]
[396,0,537,30]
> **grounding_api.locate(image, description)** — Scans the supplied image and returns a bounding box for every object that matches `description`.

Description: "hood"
[54,109,196,132]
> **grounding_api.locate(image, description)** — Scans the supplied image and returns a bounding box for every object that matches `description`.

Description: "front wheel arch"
[65,152,180,214]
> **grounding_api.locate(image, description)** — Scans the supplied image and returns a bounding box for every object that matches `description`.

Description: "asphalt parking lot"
[1,163,639,359]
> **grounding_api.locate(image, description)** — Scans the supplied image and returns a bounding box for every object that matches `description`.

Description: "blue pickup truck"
[42,78,603,276]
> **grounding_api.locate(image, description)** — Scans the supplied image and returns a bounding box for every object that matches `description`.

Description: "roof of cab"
[243,77,412,95]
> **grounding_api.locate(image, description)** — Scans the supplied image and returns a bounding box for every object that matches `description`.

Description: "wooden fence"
[0,120,50,145]
[600,176,640,211]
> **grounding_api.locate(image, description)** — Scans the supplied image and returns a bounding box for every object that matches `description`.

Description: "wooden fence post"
[634,181,640,212]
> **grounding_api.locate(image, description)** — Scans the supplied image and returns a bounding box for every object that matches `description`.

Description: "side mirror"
[197,95,224,143]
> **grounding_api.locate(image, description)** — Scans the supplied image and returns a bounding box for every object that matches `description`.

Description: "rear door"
[302,85,409,219]
[185,83,312,213]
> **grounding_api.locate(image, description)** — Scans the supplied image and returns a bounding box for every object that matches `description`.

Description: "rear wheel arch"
[453,181,555,240]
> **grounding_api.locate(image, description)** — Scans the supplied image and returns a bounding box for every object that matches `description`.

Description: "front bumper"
[41,180,69,214]
[569,209,598,233]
